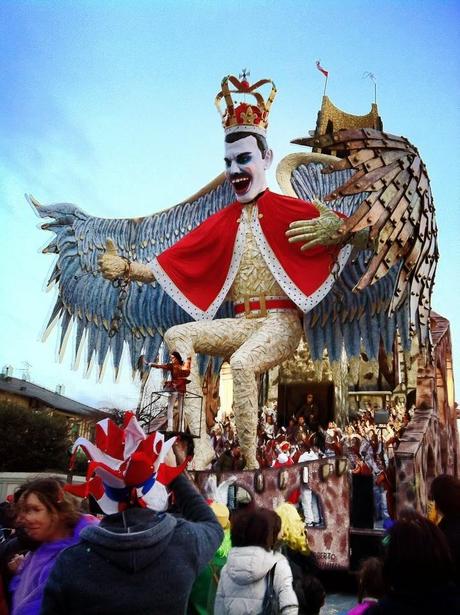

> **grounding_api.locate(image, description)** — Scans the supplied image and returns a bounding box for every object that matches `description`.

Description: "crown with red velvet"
[215,72,277,136]
[65,412,188,514]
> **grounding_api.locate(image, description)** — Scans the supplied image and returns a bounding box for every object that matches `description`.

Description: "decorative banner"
[316,60,329,78]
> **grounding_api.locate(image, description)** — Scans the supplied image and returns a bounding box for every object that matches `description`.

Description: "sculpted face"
[224,135,272,203]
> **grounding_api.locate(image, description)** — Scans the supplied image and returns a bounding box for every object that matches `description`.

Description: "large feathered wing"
[311,128,438,339]
[29,174,235,378]
[276,128,437,373]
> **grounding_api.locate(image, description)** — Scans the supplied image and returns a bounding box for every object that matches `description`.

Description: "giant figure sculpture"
[99,75,354,468]
[31,73,437,470]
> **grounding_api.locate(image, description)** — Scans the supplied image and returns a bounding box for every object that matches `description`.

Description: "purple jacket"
[347,599,378,615]
[10,515,97,615]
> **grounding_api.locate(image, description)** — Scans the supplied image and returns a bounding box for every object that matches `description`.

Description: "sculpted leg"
[164,319,253,469]
[230,313,302,469]
[165,314,301,470]
[228,353,259,469]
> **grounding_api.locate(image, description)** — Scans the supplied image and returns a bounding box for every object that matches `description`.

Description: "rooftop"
[0,375,110,419]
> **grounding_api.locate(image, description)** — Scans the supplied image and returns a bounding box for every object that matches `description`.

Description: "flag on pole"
[363,72,377,104]
[316,60,329,78]
[363,71,376,83]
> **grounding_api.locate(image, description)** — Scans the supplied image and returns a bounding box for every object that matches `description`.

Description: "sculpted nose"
[229,159,239,174]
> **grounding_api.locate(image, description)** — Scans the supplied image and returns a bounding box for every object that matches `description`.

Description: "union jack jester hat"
[65,412,188,514]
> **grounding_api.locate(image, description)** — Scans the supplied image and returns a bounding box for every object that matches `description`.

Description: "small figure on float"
[272,441,295,468]
[142,351,191,431]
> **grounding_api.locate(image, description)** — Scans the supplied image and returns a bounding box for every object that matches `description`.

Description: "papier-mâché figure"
[30,73,437,470]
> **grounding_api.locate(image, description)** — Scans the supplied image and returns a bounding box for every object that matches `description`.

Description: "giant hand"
[285,198,343,251]
[98,239,155,283]
[98,239,128,280]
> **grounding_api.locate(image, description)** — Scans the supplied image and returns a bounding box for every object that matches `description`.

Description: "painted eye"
[238,154,251,165]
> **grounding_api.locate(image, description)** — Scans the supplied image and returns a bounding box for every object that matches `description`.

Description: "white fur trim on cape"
[250,205,352,313]
[150,220,246,321]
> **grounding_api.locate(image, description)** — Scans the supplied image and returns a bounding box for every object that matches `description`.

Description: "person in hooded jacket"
[40,467,223,615]
[214,507,298,615]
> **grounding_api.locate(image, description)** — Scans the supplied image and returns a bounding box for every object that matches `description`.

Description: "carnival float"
[30,72,458,570]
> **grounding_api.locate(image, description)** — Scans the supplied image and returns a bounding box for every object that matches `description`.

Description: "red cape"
[151,190,350,320]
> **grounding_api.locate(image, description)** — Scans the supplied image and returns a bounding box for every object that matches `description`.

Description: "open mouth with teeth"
[230,173,252,196]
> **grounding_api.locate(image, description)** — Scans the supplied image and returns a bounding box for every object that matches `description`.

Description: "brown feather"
[320,129,437,347]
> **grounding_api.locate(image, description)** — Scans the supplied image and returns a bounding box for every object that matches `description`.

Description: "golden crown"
[215,72,277,136]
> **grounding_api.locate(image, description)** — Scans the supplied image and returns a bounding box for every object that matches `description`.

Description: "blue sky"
[1,0,459,409]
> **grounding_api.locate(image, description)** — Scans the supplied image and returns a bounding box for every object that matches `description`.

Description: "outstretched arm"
[98,239,155,283]
[150,362,170,370]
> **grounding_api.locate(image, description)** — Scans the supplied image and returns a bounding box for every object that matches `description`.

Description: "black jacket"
[40,474,223,615]
[439,515,460,584]
[366,583,460,615]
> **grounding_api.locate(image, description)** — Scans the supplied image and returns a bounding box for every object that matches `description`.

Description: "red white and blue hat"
[65,412,187,514]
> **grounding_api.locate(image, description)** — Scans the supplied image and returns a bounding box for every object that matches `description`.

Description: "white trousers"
[164,312,302,469]
[166,391,185,431]
[301,486,321,525]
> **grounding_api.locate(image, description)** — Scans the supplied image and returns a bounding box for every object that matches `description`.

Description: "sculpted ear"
[264,148,273,170]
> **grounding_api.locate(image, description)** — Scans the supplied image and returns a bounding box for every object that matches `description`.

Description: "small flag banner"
[316,60,329,78]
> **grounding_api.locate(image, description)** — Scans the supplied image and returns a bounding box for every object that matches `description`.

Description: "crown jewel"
[215,73,277,136]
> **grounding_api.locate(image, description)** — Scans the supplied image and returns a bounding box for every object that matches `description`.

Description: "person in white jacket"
[214,507,298,614]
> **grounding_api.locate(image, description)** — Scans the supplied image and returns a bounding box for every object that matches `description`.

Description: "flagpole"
[316,60,329,97]
[363,72,377,105]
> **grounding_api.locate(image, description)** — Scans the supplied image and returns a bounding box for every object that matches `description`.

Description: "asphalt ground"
[321,592,357,614]
[318,570,358,614]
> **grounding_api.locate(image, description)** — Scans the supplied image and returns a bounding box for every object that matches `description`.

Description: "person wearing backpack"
[214,507,298,614]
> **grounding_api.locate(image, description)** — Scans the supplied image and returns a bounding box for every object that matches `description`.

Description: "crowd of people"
[1,468,459,615]
[0,407,458,615]
[210,394,414,526]
[0,473,325,614]
[211,395,411,466]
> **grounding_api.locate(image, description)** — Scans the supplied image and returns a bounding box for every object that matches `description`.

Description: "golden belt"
[234,295,298,319]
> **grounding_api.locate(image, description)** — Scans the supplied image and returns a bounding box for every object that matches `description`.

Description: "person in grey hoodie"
[40,472,223,615]
[214,507,298,615]
[38,413,223,615]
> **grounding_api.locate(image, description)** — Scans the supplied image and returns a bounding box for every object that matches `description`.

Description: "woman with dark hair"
[214,507,298,614]
[366,509,460,614]
[429,473,460,583]
[9,477,97,615]
[147,352,192,431]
